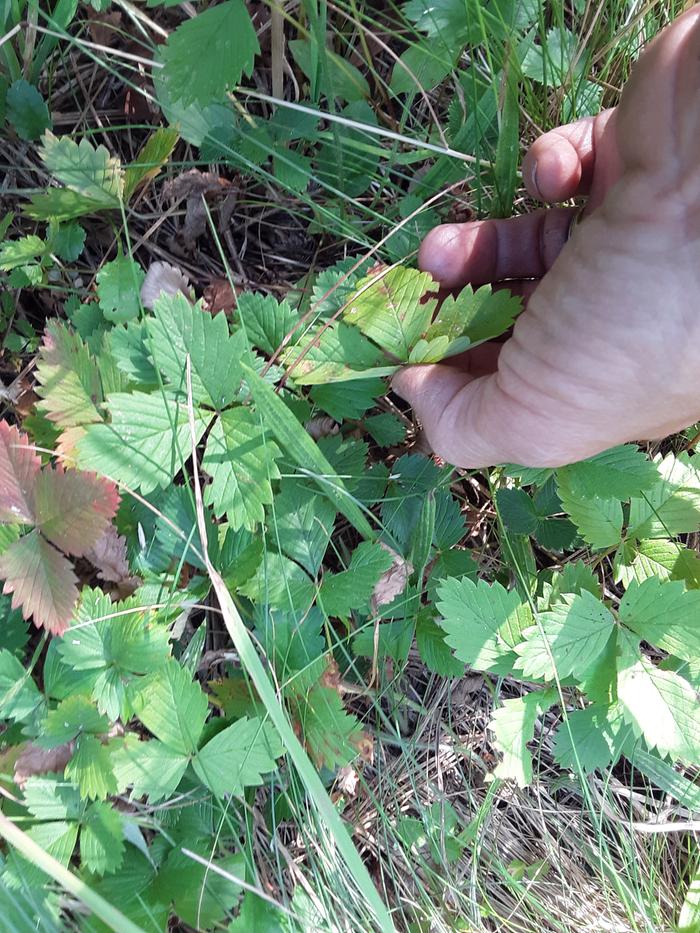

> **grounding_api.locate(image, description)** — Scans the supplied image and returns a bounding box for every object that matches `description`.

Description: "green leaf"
[628,453,700,539]
[123,126,179,201]
[490,689,558,786]
[42,695,110,746]
[624,538,700,589]
[514,590,615,681]
[65,735,118,800]
[96,256,145,324]
[203,407,282,531]
[436,578,531,674]
[3,821,78,891]
[238,551,314,613]
[289,38,370,102]
[242,363,375,539]
[0,593,29,657]
[0,529,79,636]
[291,685,364,770]
[112,734,188,803]
[0,235,46,270]
[616,630,700,761]
[130,661,208,754]
[22,778,81,821]
[619,578,700,661]
[521,26,585,87]
[555,445,657,501]
[192,716,283,796]
[311,378,385,422]
[390,39,458,95]
[415,613,464,677]
[158,1,259,106]
[39,132,123,205]
[148,294,246,408]
[364,412,407,447]
[153,846,244,930]
[77,391,210,495]
[6,80,51,140]
[429,283,521,344]
[557,478,623,550]
[319,541,393,617]
[0,648,43,721]
[283,321,386,385]
[236,292,300,356]
[353,618,415,662]
[552,704,626,773]
[79,802,125,875]
[23,188,114,222]
[49,222,86,262]
[229,891,287,933]
[497,487,539,535]
[343,266,437,359]
[271,478,336,575]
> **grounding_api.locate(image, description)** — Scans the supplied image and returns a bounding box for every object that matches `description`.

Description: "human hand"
[393,7,700,467]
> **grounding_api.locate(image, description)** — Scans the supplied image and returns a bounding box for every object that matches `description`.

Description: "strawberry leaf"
[0,421,41,524]
[0,529,78,635]
[33,466,119,557]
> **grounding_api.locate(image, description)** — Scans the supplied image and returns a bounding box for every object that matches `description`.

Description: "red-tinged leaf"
[0,421,40,524]
[14,741,75,785]
[0,529,79,634]
[33,467,120,557]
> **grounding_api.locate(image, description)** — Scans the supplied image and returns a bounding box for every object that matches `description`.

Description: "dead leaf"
[85,524,140,597]
[14,741,74,786]
[305,416,339,440]
[371,543,412,614]
[86,8,122,46]
[163,169,233,242]
[140,261,192,310]
[203,278,236,314]
[333,764,360,798]
[320,656,342,691]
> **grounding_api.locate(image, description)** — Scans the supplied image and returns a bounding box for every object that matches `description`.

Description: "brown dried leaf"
[14,741,74,786]
[333,764,360,799]
[86,8,122,46]
[370,543,412,614]
[163,169,232,242]
[203,278,236,314]
[305,416,339,440]
[140,261,191,310]
[85,524,140,596]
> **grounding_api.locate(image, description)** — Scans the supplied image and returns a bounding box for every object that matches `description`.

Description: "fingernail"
[528,160,540,197]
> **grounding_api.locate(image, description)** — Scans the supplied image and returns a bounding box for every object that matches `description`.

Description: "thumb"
[392,364,571,469]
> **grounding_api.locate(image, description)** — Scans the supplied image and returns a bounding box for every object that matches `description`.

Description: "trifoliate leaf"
[436,578,531,674]
[112,734,188,803]
[616,630,700,761]
[65,734,117,800]
[96,256,145,323]
[557,478,623,549]
[343,266,437,359]
[6,80,51,140]
[38,132,123,205]
[32,466,119,557]
[625,538,700,589]
[0,420,41,523]
[42,695,110,747]
[203,407,282,531]
[496,487,538,535]
[3,821,78,890]
[22,778,82,821]
[148,294,247,408]
[364,412,407,447]
[628,452,700,539]
[80,801,125,875]
[490,689,558,786]
[192,717,283,797]
[49,222,86,262]
[282,321,385,384]
[552,704,627,773]
[555,445,657,501]
[158,1,259,107]
[514,590,615,681]
[35,321,104,454]
[271,478,336,575]
[619,578,700,661]
[77,391,211,494]
[319,541,394,617]
[256,608,326,690]
[0,529,78,635]
[153,483,217,572]
[415,613,464,677]
[236,292,300,356]
[238,551,314,613]
[0,234,46,270]
[130,661,208,755]
[0,648,43,721]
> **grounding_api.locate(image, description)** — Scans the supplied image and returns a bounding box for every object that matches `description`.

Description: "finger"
[418,207,575,290]
[391,364,564,467]
[521,110,615,203]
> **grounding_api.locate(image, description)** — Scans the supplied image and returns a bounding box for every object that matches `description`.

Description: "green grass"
[1,2,699,932]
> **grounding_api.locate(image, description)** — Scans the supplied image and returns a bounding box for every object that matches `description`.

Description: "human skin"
[392,7,700,467]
